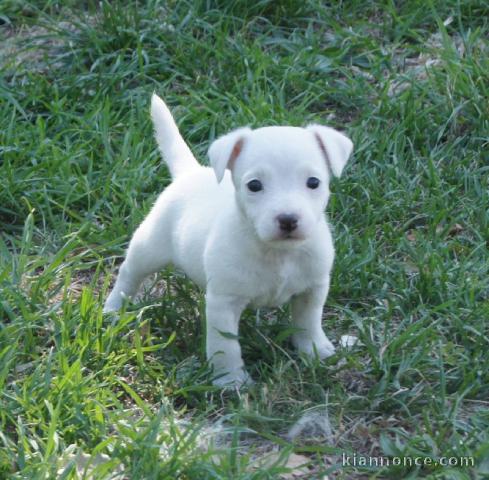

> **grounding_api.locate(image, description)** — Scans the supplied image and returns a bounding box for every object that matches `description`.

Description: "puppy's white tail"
[151,94,199,179]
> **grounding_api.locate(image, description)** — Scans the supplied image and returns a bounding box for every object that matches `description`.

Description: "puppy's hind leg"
[104,215,172,312]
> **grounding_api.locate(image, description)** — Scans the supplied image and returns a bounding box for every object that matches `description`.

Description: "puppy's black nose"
[277,214,298,232]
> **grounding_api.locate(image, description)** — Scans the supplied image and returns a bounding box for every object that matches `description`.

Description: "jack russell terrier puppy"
[104,94,353,386]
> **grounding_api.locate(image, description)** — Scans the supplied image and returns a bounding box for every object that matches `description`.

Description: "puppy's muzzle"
[277,213,299,233]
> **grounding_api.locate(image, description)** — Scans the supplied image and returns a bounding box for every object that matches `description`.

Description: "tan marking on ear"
[228,138,244,172]
[313,132,333,176]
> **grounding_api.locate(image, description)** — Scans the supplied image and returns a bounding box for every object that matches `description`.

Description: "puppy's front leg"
[291,283,335,359]
[205,292,250,387]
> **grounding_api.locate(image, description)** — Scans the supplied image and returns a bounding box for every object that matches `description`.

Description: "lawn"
[1,0,488,478]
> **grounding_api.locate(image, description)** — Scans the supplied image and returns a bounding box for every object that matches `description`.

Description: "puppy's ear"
[306,125,353,178]
[208,127,251,183]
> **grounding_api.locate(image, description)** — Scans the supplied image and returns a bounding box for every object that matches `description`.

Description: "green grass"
[1,0,488,478]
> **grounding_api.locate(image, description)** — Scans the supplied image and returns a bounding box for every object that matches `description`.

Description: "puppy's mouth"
[253,223,307,244]
[275,231,306,241]
[282,233,301,239]
[260,232,307,247]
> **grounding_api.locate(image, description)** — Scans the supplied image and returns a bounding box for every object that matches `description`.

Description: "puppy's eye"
[247,179,263,192]
[307,177,320,189]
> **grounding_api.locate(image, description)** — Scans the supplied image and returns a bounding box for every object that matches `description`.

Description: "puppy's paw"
[212,368,253,389]
[103,304,119,314]
[315,338,336,359]
[294,335,336,359]
[103,285,135,313]
[103,293,123,313]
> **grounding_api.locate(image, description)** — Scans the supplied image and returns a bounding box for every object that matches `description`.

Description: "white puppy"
[104,94,353,386]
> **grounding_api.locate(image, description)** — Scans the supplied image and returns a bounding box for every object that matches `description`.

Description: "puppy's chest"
[251,256,316,307]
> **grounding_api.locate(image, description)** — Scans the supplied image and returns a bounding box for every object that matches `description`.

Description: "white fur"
[104,94,353,387]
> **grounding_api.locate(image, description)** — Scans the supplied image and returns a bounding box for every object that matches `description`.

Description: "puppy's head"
[208,125,353,245]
